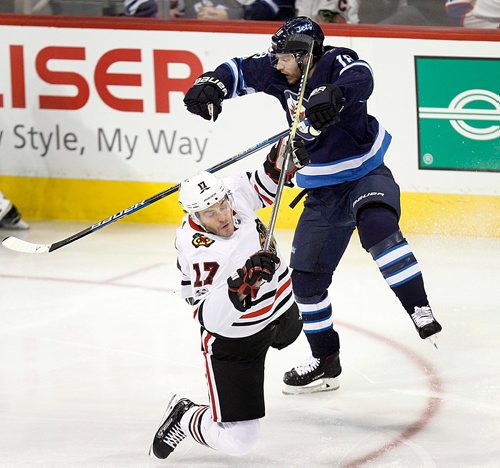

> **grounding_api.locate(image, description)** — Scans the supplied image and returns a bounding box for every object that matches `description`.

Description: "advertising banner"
[0,26,285,182]
[0,19,498,235]
[416,56,500,172]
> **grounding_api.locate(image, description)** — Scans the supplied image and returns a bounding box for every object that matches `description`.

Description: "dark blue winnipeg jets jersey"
[213,46,392,188]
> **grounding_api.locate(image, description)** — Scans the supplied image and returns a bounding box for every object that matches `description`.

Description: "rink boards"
[1,174,498,237]
[0,17,498,236]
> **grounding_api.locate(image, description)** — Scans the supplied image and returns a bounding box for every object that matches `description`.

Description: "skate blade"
[282,377,340,395]
[148,394,179,457]
[426,335,439,349]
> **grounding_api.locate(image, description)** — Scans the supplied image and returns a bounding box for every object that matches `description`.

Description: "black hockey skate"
[411,305,442,347]
[150,394,195,459]
[283,352,341,395]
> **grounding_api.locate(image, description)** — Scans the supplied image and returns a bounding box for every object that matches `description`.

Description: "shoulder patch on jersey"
[192,233,215,248]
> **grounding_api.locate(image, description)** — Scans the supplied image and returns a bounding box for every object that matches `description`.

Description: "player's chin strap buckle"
[289,189,309,209]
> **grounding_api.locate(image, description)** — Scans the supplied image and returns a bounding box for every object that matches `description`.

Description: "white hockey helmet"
[178,171,228,216]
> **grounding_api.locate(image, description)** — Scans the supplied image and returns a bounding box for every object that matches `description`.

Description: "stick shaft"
[264,43,315,251]
[3,128,289,254]
[49,128,290,252]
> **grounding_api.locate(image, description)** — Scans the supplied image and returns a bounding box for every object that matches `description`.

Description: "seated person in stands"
[295,0,360,24]
[170,0,295,20]
[124,0,158,16]
[445,0,500,28]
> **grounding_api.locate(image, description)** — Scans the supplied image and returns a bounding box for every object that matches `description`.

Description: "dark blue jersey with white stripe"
[213,46,392,188]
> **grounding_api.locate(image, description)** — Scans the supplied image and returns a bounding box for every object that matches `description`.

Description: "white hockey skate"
[283,353,341,395]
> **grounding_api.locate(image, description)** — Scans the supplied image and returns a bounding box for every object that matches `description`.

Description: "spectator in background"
[296,0,360,24]
[242,0,295,20]
[358,0,449,26]
[177,0,244,19]
[124,0,159,16]
[170,0,295,20]
[0,192,29,230]
[446,0,500,28]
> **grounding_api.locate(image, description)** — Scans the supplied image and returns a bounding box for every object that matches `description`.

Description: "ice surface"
[1,221,499,467]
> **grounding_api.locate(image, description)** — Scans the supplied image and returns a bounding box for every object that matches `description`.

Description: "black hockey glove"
[305,84,344,132]
[183,72,227,121]
[227,251,280,311]
[264,137,309,185]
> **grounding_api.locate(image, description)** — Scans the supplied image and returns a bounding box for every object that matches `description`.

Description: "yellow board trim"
[1,175,498,237]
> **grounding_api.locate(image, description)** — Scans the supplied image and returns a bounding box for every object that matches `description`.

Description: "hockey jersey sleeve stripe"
[240,277,292,319]
[223,60,239,98]
[221,58,254,99]
[253,184,274,206]
[253,170,276,199]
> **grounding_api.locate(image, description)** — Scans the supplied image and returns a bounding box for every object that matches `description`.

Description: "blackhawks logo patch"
[192,233,215,248]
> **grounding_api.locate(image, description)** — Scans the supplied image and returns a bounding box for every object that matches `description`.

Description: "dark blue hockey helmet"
[270,16,325,68]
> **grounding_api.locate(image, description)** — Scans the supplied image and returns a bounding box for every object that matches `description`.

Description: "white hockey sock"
[180,406,260,456]
[180,405,212,448]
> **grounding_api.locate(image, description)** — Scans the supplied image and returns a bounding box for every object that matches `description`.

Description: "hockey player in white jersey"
[150,137,308,460]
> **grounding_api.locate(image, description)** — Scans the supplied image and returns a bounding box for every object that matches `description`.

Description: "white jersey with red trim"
[175,166,294,339]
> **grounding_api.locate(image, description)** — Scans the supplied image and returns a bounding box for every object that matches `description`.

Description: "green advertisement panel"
[415,56,500,172]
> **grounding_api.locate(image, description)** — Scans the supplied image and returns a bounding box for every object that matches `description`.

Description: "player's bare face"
[275,53,302,85]
[198,198,235,237]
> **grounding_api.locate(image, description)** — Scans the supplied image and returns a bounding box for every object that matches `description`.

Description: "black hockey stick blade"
[2,128,290,254]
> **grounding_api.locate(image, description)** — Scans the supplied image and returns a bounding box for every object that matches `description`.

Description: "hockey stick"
[264,36,315,251]
[2,129,290,254]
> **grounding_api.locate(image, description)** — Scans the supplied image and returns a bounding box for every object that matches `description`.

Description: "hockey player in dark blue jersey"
[183,16,442,395]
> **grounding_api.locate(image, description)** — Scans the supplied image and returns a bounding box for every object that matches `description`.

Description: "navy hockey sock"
[368,230,429,313]
[297,293,340,358]
[357,205,429,314]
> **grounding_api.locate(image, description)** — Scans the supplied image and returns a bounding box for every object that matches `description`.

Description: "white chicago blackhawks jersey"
[175,167,295,339]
